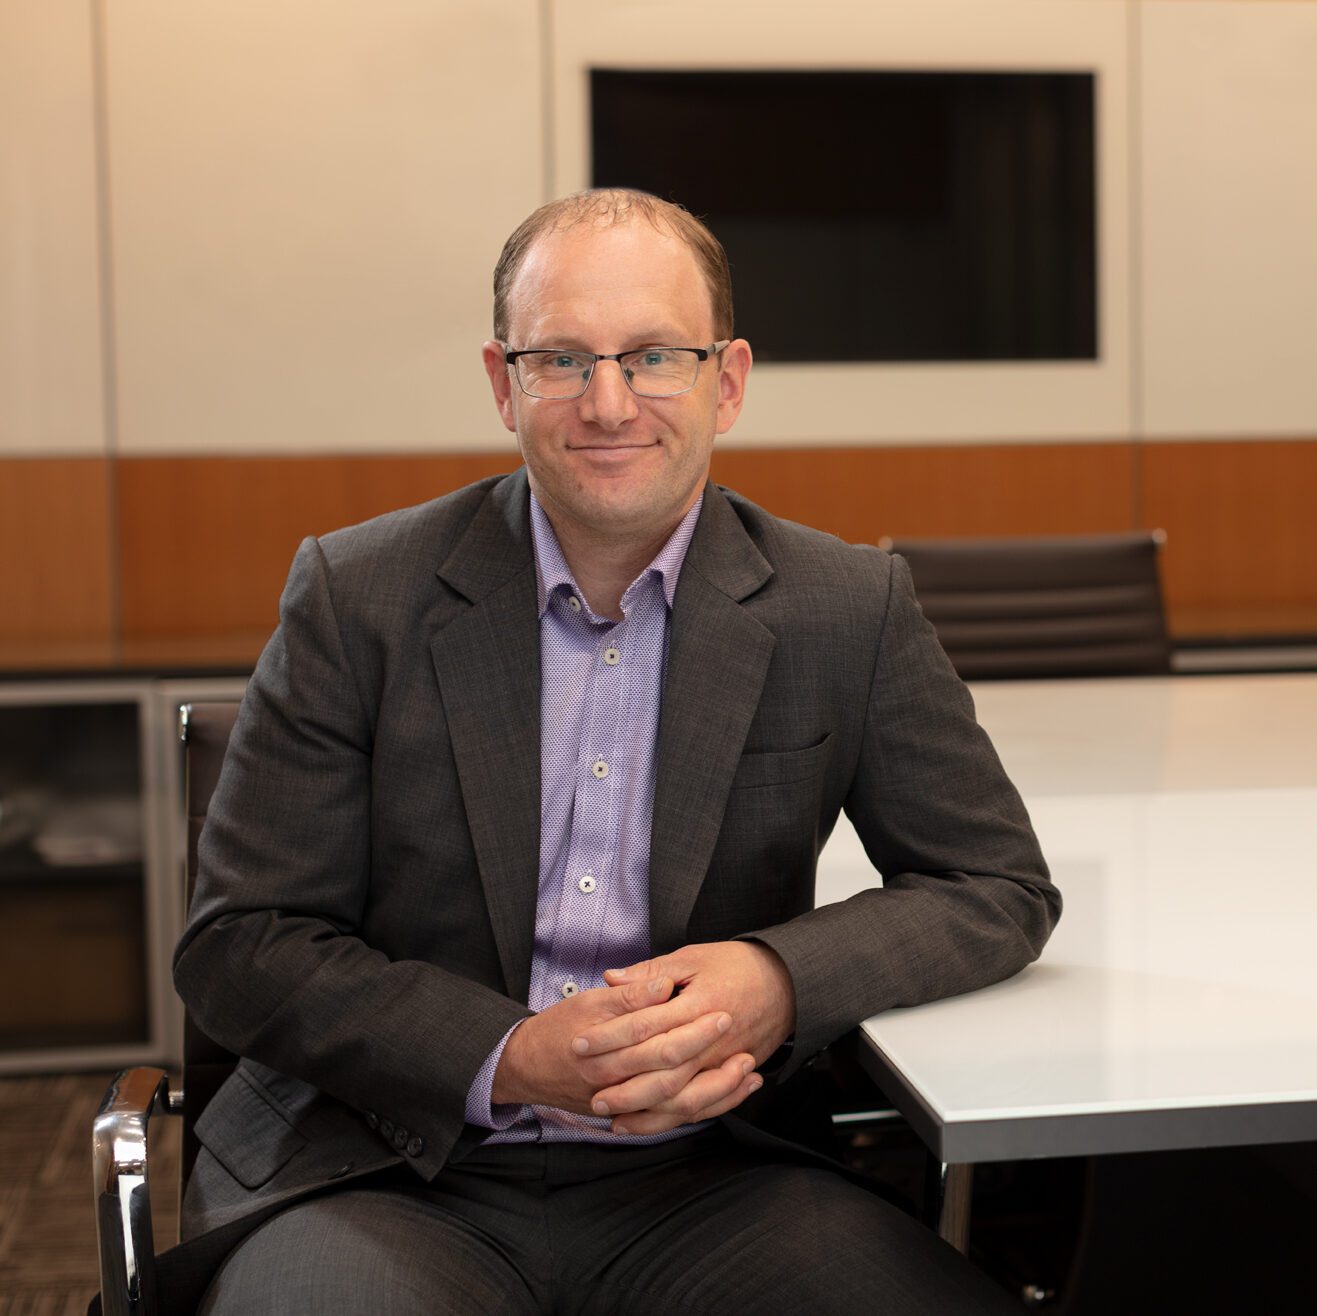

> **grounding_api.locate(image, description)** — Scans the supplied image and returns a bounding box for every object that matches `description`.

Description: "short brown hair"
[492,188,734,343]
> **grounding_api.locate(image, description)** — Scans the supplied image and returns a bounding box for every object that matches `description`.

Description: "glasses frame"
[502,341,731,400]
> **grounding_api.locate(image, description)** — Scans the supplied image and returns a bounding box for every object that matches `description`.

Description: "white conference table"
[817,673,1317,1174]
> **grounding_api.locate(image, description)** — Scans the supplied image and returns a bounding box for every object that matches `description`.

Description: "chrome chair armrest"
[93,1067,177,1316]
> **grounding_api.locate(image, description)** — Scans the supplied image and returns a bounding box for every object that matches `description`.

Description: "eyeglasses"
[503,342,730,400]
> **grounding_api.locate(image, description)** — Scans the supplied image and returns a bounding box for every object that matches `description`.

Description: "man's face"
[483,221,750,549]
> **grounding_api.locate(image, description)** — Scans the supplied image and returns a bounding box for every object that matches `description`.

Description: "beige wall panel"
[1140,2,1317,438]
[0,0,106,455]
[552,0,1132,446]
[105,1,542,455]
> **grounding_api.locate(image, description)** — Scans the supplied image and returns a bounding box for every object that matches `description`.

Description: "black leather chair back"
[882,532,1172,680]
[180,702,242,1185]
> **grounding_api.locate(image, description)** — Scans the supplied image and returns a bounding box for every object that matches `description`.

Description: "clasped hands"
[491,941,796,1136]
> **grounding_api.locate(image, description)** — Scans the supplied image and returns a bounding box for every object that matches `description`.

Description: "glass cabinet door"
[0,695,150,1054]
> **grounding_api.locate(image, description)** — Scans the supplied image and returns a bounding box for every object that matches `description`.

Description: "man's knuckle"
[657,1070,684,1101]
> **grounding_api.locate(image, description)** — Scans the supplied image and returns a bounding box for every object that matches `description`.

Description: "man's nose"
[579,359,640,429]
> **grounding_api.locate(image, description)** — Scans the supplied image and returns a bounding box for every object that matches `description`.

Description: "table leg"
[926,1159,974,1254]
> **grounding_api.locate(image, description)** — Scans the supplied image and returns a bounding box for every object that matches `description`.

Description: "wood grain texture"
[1141,439,1317,638]
[710,442,1138,544]
[5,442,1316,663]
[0,459,113,644]
[116,453,519,636]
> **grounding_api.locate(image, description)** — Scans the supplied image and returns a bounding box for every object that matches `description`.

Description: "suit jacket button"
[329,1162,355,1179]
[364,1111,379,1130]
[379,1119,394,1139]
[391,1126,409,1149]
[405,1136,424,1157]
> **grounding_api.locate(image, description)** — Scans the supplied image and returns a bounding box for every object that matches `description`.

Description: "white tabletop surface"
[816,674,1317,1161]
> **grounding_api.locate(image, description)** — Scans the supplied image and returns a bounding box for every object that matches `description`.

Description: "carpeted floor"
[0,1072,179,1316]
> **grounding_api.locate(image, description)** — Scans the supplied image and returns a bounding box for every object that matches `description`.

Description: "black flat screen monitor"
[591,69,1097,363]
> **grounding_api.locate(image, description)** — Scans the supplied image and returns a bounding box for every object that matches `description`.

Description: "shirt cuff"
[464,1019,529,1130]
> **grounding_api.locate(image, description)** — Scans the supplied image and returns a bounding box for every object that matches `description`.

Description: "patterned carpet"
[0,1072,179,1316]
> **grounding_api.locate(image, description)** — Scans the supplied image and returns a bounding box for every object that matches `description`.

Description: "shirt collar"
[528,489,704,619]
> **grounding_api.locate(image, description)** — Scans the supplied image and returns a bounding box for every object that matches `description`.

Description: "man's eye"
[637,351,671,368]
[550,354,583,369]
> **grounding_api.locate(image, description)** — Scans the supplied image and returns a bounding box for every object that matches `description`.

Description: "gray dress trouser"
[198,1129,1014,1315]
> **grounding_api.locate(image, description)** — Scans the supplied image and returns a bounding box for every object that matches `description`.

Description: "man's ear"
[481,341,518,434]
[715,339,753,435]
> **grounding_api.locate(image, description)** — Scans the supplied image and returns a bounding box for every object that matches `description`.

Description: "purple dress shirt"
[464,490,705,1144]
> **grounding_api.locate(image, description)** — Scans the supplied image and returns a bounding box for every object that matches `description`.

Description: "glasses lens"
[516,351,594,399]
[622,348,700,397]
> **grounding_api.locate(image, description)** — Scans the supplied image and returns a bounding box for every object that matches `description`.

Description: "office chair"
[92,704,974,1316]
[93,702,239,1316]
[879,531,1172,680]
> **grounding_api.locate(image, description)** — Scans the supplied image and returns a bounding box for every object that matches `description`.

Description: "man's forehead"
[519,219,687,277]
[507,220,711,326]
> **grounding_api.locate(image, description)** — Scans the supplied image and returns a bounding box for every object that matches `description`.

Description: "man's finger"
[610,1055,758,1137]
[593,1049,754,1121]
[601,957,658,985]
[571,993,704,1057]
[688,1071,764,1123]
[579,1010,731,1087]
[602,974,674,1017]
[589,1057,703,1118]
[603,952,693,986]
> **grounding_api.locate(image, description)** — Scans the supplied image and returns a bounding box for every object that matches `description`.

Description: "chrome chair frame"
[93,1066,177,1316]
[93,702,239,1316]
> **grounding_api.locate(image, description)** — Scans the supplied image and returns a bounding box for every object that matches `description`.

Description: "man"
[169,189,1058,1313]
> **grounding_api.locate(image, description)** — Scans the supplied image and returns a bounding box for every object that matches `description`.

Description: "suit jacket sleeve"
[173,532,531,1179]
[748,550,1061,1077]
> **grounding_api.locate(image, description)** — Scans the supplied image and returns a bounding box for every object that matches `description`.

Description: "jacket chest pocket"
[730,732,833,791]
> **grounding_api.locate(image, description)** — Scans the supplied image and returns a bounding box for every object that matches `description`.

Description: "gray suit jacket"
[169,469,1057,1285]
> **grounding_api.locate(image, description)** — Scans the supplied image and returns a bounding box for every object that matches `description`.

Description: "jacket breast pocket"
[730,733,833,791]
[193,1067,308,1190]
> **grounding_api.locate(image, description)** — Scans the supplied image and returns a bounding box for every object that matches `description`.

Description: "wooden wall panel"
[0,458,113,653]
[710,442,1138,545]
[115,443,1139,650]
[116,454,518,640]
[1141,438,1317,638]
[4,441,1309,670]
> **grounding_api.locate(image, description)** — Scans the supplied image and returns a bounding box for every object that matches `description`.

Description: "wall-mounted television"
[591,69,1097,363]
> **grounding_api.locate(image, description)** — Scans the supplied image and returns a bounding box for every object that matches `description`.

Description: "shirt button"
[561,981,579,997]
[603,647,620,665]
[578,874,596,893]
[592,759,609,779]
[568,595,582,613]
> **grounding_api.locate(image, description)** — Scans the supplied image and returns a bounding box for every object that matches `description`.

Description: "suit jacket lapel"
[648,485,776,953]
[429,471,541,1004]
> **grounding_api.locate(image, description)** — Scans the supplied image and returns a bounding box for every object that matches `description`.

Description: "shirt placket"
[543,610,631,1004]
